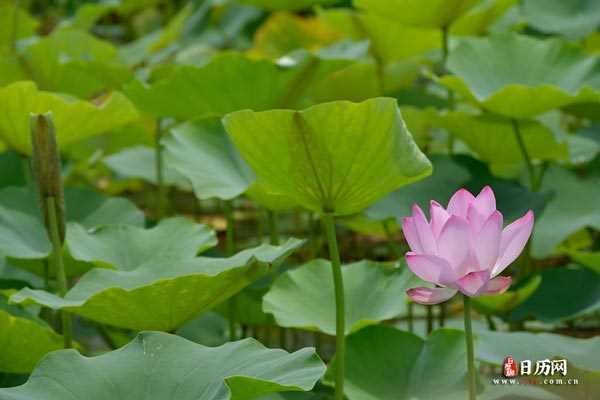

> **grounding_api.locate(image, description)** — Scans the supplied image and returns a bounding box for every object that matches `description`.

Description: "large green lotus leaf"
[123,53,299,119]
[103,145,191,189]
[0,81,138,154]
[440,33,600,119]
[522,0,600,39]
[353,0,478,29]
[125,52,379,120]
[176,311,229,347]
[440,112,569,175]
[509,266,600,323]
[240,0,341,11]
[22,29,132,98]
[0,257,42,290]
[471,275,541,315]
[326,326,472,400]
[0,4,38,47]
[263,260,421,335]
[163,118,256,200]
[532,167,600,257]
[11,233,304,331]
[366,155,470,221]
[66,217,216,271]
[0,331,325,399]
[0,186,144,262]
[0,295,65,373]
[224,98,432,216]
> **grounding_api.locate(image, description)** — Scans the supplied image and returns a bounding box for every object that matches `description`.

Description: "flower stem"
[46,196,72,348]
[267,210,279,246]
[322,213,346,400]
[155,118,166,219]
[223,199,236,341]
[463,295,477,400]
[441,24,456,154]
[511,119,539,192]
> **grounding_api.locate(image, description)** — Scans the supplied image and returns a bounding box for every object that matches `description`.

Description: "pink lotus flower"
[403,186,534,305]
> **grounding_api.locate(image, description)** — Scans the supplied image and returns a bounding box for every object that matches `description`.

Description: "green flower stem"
[426,305,434,334]
[267,210,279,246]
[46,196,72,349]
[223,200,236,341]
[438,303,446,327]
[322,213,346,400]
[511,118,539,192]
[463,295,477,400]
[155,118,166,219]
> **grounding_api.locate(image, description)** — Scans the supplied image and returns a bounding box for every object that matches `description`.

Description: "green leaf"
[163,118,256,200]
[440,33,600,119]
[22,29,132,98]
[224,98,432,216]
[0,295,65,373]
[472,275,541,315]
[353,0,478,29]
[240,0,342,11]
[103,145,191,189]
[450,0,518,36]
[0,81,139,154]
[264,260,421,335]
[0,151,26,189]
[567,250,600,274]
[66,217,216,270]
[0,186,145,279]
[367,155,470,221]
[125,52,380,120]
[0,187,51,260]
[0,4,38,47]
[522,0,600,39]
[0,331,325,399]
[532,167,600,257]
[176,311,229,346]
[326,326,472,400]
[440,112,569,176]
[509,266,600,323]
[11,227,304,331]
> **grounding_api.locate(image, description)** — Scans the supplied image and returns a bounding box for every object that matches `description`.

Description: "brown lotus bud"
[30,112,65,243]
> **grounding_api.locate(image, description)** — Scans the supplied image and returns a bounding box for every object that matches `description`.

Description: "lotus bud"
[30,112,65,243]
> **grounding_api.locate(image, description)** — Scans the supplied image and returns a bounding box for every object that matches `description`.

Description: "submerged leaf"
[224,97,432,216]
[0,331,325,399]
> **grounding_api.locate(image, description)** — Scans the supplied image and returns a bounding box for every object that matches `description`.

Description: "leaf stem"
[155,118,166,219]
[511,118,538,191]
[223,199,236,341]
[267,210,279,246]
[463,295,477,400]
[11,0,20,53]
[407,301,414,333]
[46,196,72,348]
[441,24,456,154]
[322,213,345,400]
[382,219,401,259]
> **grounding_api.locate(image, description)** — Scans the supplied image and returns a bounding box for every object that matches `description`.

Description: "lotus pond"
[0,0,599,399]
